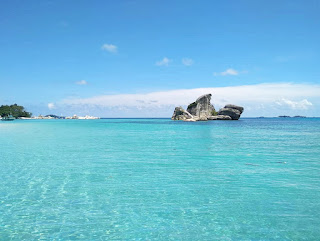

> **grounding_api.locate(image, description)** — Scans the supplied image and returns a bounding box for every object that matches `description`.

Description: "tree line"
[0,104,32,118]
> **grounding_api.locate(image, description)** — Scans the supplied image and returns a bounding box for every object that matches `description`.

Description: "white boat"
[1,115,15,121]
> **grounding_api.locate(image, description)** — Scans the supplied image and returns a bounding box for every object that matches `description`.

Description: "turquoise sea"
[1,118,320,240]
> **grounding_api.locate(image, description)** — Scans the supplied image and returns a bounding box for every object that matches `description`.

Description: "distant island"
[0,104,100,120]
[21,114,100,120]
[278,115,306,118]
[0,104,32,118]
[171,94,244,121]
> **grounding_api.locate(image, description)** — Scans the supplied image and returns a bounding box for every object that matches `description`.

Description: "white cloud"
[275,98,313,110]
[156,57,171,66]
[101,43,117,53]
[60,83,320,117]
[182,58,194,66]
[48,103,55,109]
[214,68,239,76]
[76,80,87,85]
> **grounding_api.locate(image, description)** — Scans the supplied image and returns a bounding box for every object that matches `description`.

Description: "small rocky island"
[171,94,244,121]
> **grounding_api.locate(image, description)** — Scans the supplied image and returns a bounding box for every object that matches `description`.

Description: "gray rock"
[171,94,244,121]
[198,116,208,121]
[224,104,244,114]
[171,106,194,121]
[207,115,232,120]
[218,108,241,120]
[184,118,197,122]
[218,104,244,120]
[187,94,216,119]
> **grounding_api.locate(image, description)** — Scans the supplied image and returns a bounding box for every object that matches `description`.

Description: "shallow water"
[1,118,320,240]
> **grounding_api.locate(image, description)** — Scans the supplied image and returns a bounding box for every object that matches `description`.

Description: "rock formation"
[171,94,244,121]
[186,94,216,120]
[218,104,244,120]
[171,107,194,121]
[207,115,232,120]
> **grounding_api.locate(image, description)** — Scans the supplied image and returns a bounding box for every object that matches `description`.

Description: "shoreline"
[14,116,320,120]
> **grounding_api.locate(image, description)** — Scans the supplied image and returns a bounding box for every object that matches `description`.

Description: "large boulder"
[171,94,244,121]
[171,107,194,121]
[218,104,244,120]
[224,104,244,113]
[186,94,216,119]
[207,115,232,120]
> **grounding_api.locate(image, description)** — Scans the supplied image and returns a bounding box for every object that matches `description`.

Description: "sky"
[1,0,320,117]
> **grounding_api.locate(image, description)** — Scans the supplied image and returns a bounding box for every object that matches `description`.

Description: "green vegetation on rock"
[211,109,218,116]
[0,104,32,118]
[187,102,197,109]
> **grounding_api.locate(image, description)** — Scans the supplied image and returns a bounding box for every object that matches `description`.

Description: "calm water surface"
[1,118,320,240]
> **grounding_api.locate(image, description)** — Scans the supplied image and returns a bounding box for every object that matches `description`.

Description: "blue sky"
[1,0,320,117]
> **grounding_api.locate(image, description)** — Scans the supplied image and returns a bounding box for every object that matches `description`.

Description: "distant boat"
[278,115,291,118]
[1,114,15,121]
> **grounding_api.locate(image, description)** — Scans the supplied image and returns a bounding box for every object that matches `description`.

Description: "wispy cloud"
[101,43,117,53]
[60,83,320,117]
[156,57,171,66]
[182,58,194,66]
[275,98,313,110]
[48,103,55,109]
[214,68,239,76]
[76,80,87,85]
